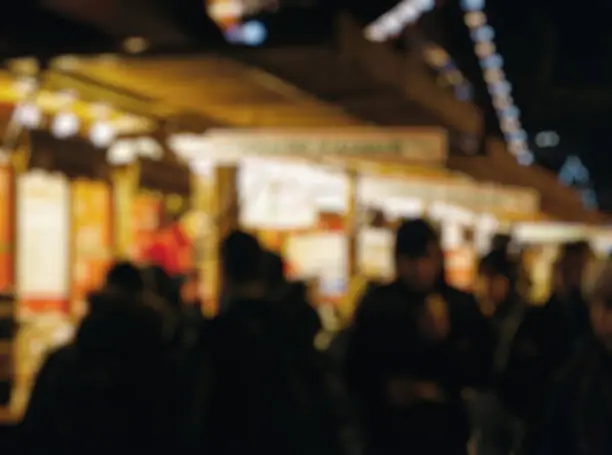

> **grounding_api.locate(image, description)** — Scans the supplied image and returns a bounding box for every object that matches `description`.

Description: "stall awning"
[55,56,364,128]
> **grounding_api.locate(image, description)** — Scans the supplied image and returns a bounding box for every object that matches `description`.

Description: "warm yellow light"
[423,46,449,67]
[484,68,504,84]
[492,94,513,110]
[476,41,496,58]
[446,70,464,85]
[123,37,149,54]
[464,11,486,28]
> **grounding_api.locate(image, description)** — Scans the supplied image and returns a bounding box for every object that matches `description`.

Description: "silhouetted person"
[540,261,612,455]
[22,291,178,455]
[262,250,322,350]
[470,250,525,455]
[104,261,145,296]
[346,218,490,455]
[202,230,340,455]
[503,241,594,454]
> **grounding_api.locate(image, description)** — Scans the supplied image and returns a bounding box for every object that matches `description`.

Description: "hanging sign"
[174,128,448,164]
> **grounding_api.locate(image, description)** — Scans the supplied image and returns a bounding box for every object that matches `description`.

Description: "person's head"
[394,219,442,293]
[221,229,264,296]
[261,250,286,292]
[105,261,145,295]
[476,250,518,313]
[80,291,171,356]
[589,262,612,351]
[554,240,594,295]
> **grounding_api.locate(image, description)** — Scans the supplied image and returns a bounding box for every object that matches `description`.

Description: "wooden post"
[111,164,138,259]
[200,164,238,318]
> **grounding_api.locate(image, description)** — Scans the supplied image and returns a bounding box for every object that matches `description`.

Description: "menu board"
[71,180,113,318]
[130,192,163,262]
[0,166,12,292]
[17,172,70,317]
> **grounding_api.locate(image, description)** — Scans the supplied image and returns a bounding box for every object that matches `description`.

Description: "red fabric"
[142,223,193,276]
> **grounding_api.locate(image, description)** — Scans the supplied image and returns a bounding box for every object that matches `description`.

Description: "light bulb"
[241,21,267,46]
[461,0,485,11]
[14,103,42,128]
[90,122,115,148]
[51,112,80,138]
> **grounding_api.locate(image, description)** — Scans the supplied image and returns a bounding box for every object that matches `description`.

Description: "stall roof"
[55,55,364,128]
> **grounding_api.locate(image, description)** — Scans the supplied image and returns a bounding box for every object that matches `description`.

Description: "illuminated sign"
[198,128,448,164]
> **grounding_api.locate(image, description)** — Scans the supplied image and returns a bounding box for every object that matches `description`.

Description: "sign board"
[178,128,448,165]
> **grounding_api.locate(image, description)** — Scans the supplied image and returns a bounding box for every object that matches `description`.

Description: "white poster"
[17,171,70,303]
[285,233,348,297]
[358,228,394,279]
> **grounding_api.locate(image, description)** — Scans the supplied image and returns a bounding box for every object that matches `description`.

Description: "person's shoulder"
[355,281,397,315]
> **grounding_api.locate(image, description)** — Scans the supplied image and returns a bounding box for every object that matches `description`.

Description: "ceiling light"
[51,112,80,138]
[90,122,115,148]
[13,103,41,129]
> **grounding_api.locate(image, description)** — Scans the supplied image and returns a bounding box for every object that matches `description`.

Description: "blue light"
[455,84,473,101]
[489,81,512,95]
[224,25,243,44]
[420,0,436,11]
[517,152,534,166]
[505,129,528,142]
[241,21,267,46]
[471,25,495,42]
[481,54,504,69]
[460,0,485,12]
[499,105,520,118]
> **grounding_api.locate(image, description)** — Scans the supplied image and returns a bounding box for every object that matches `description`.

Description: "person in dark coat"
[501,240,594,454]
[262,250,322,349]
[346,218,491,455]
[21,291,179,455]
[470,250,526,455]
[203,230,341,455]
[539,261,612,455]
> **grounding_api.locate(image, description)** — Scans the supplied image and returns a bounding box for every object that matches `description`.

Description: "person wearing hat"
[345,218,491,455]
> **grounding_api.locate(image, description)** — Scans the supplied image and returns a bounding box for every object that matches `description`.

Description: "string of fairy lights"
[364,0,533,166]
[11,76,117,148]
[422,43,474,102]
[460,0,532,165]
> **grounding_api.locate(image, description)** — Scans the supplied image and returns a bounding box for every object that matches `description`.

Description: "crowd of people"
[4,218,611,455]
